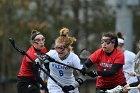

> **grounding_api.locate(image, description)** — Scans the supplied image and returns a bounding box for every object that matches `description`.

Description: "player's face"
[55,43,69,58]
[32,34,45,50]
[101,36,115,53]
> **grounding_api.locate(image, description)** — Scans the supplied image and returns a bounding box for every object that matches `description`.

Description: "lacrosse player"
[17,30,48,93]
[123,40,140,93]
[39,27,84,93]
[81,32,127,93]
[116,32,139,93]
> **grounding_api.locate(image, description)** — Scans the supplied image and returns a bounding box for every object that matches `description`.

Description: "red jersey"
[18,46,47,80]
[89,48,126,88]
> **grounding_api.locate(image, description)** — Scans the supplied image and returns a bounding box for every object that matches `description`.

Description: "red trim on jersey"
[18,46,47,80]
[89,48,126,88]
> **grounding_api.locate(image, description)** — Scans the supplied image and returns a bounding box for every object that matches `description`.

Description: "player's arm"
[62,73,88,92]
[129,81,140,87]
[97,64,123,76]
[82,59,93,68]
[81,59,123,77]
[28,62,48,91]
[123,81,140,92]
[86,64,123,77]
[80,59,93,74]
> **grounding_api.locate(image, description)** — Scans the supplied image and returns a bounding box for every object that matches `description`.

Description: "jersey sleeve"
[127,51,136,71]
[89,49,100,63]
[72,54,83,69]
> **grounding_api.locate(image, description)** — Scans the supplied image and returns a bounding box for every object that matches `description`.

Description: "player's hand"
[75,77,85,85]
[38,54,56,62]
[34,62,40,68]
[80,66,88,75]
[35,58,41,64]
[137,84,140,90]
[123,85,130,93]
[128,72,136,76]
[36,54,50,64]
[87,71,98,78]
[62,85,75,92]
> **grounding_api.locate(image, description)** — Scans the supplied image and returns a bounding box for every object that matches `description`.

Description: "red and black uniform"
[83,48,126,93]
[17,46,47,93]
[89,48,126,88]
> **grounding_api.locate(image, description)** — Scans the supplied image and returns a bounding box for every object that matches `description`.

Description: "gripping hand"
[62,85,75,93]
[87,71,98,78]
[38,55,50,63]
[35,54,52,64]
[80,65,88,75]
[38,54,55,62]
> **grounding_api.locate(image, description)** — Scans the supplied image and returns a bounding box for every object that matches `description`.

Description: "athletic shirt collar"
[33,46,46,55]
[59,52,70,60]
[106,49,115,56]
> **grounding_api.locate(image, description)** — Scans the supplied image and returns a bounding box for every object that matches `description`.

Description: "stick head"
[79,48,91,59]
[9,38,16,48]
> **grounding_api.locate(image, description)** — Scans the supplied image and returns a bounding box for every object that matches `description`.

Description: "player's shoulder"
[47,49,57,56]
[113,48,124,56]
[68,51,79,59]
[27,46,36,55]
[69,51,78,57]
[94,48,102,53]
[124,50,136,56]
[89,48,102,57]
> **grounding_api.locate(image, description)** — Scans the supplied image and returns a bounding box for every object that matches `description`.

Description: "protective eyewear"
[101,39,112,45]
[55,45,67,51]
[33,37,45,43]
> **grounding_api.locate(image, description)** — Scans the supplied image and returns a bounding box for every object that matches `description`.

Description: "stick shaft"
[9,39,64,88]
[23,53,64,88]
[36,54,82,72]
[127,87,138,89]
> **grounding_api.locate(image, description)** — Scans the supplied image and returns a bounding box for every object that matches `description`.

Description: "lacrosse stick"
[105,85,123,93]
[36,49,98,79]
[36,48,92,73]
[105,85,138,93]
[9,38,69,93]
[79,48,91,59]
[126,87,138,89]
[35,52,82,72]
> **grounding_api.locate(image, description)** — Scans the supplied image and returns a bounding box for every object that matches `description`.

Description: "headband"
[31,32,42,40]
[118,38,124,44]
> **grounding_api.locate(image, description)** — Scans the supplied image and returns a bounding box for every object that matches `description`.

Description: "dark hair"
[116,32,124,40]
[102,32,118,48]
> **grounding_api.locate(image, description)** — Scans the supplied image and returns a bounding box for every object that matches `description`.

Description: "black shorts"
[17,76,40,93]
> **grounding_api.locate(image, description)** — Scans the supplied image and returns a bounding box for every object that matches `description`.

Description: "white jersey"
[123,50,139,93]
[47,50,83,93]
[134,51,140,76]
[123,50,136,73]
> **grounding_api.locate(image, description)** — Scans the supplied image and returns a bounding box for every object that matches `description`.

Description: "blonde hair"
[55,27,76,51]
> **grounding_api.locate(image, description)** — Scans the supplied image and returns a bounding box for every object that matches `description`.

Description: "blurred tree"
[0,0,17,79]
[133,7,140,52]
[0,0,115,80]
